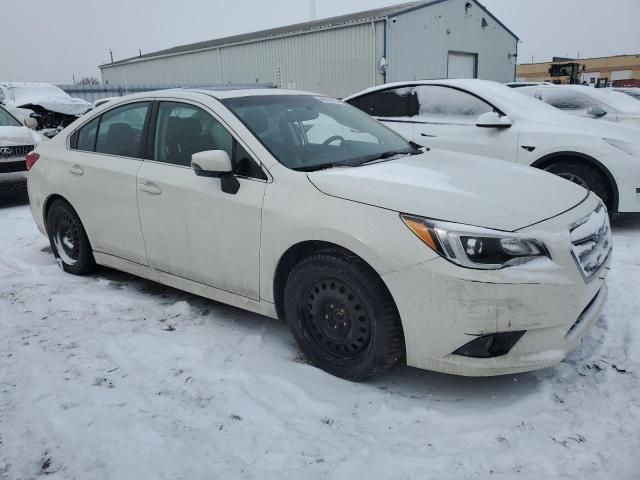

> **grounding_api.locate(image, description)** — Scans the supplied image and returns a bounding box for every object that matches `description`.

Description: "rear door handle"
[420,133,437,138]
[69,165,84,176]
[139,182,162,195]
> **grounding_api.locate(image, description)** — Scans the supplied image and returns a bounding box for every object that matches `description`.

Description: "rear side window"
[75,116,100,151]
[348,88,419,118]
[95,102,150,158]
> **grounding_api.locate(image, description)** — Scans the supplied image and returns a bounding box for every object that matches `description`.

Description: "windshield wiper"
[349,146,423,167]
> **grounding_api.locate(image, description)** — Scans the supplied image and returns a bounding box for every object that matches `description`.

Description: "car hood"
[307,150,589,232]
[528,113,640,142]
[0,126,41,146]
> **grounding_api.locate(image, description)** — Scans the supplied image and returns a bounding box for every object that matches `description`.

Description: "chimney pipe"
[309,0,316,20]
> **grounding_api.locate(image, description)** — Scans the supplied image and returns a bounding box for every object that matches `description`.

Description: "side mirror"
[476,112,513,129]
[191,150,240,195]
[587,106,607,118]
[191,150,232,178]
[23,118,38,129]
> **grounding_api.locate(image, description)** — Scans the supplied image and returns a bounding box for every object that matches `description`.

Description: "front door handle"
[69,165,84,176]
[420,133,437,138]
[139,182,162,195]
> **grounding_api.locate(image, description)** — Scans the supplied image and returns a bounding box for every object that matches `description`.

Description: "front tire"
[46,200,96,275]
[545,161,612,210]
[284,250,404,381]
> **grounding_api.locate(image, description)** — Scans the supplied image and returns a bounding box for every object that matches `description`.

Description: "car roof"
[102,88,329,103]
[343,78,511,101]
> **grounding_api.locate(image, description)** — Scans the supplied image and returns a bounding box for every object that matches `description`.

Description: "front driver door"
[136,100,267,300]
[408,85,518,162]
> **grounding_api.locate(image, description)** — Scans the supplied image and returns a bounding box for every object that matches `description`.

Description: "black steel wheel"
[284,250,405,381]
[302,278,373,361]
[47,200,96,275]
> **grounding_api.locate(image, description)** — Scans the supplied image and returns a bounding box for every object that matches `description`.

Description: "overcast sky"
[1,0,638,83]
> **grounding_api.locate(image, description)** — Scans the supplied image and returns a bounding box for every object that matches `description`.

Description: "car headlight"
[401,215,549,270]
[603,138,640,157]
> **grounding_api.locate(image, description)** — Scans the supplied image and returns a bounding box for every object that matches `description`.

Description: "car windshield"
[222,94,419,171]
[0,106,21,127]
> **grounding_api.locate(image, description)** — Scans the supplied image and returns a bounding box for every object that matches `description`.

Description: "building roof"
[101,0,517,69]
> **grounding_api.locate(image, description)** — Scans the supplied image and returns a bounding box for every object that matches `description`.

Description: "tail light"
[25,151,40,171]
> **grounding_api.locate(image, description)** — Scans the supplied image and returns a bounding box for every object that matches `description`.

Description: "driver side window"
[413,86,493,121]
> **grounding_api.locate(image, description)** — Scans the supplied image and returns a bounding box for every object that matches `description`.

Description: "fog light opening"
[453,331,527,358]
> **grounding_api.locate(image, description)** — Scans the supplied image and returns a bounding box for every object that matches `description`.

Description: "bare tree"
[78,77,100,85]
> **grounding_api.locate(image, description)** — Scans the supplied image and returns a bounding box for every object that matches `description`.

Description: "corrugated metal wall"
[101,1,516,98]
[101,22,385,98]
[59,83,273,103]
[385,0,517,83]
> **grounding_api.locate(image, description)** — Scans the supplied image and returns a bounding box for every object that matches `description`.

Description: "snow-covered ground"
[1,197,638,480]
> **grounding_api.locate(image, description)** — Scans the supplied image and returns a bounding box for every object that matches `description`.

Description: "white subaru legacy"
[345,79,640,215]
[27,89,611,380]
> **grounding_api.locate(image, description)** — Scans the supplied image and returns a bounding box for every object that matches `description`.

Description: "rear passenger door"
[65,101,151,265]
[136,100,267,300]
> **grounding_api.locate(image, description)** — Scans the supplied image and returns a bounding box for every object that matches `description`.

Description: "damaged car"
[0,82,92,138]
[27,89,611,380]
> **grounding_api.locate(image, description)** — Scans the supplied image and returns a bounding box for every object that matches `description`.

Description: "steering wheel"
[323,135,346,146]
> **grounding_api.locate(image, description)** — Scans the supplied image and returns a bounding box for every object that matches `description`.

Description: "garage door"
[447,52,477,79]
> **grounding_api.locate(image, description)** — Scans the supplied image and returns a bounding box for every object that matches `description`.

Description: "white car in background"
[613,87,640,102]
[27,89,610,380]
[518,84,640,129]
[345,79,640,215]
[0,82,92,136]
[0,105,44,193]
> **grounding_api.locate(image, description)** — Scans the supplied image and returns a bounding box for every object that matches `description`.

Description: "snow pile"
[0,202,638,479]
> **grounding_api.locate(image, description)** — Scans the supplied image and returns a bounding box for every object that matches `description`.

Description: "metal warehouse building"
[100,0,518,98]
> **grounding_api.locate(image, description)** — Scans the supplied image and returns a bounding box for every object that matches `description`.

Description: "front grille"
[0,161,26,174]
[0,145,34,159]
[570,203,612,282]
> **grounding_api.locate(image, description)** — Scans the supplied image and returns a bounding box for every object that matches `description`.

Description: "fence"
[58,83,274,103]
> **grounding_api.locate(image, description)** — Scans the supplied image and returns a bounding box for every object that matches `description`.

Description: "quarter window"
[95,102,150,158]
[75,116,100,151]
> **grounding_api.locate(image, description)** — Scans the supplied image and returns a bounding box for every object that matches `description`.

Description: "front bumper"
[0,171,27,191]
[383,194,611,376]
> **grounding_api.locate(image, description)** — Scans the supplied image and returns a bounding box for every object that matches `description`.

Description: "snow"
[1,198,639,479]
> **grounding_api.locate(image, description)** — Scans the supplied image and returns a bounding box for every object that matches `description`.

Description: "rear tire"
[545,160,612,210]
[46,200,96,275]
[284,250,404,381]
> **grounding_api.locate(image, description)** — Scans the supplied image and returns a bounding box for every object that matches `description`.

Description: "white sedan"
[518,84,640,129]
[345,79,640,215]
[27,89,610,379]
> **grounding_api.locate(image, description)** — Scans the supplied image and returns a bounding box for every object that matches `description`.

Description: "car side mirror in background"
[476,111,513,129]
[587,106,607,118]
[23,117,38,129]
[191,150,240,195]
